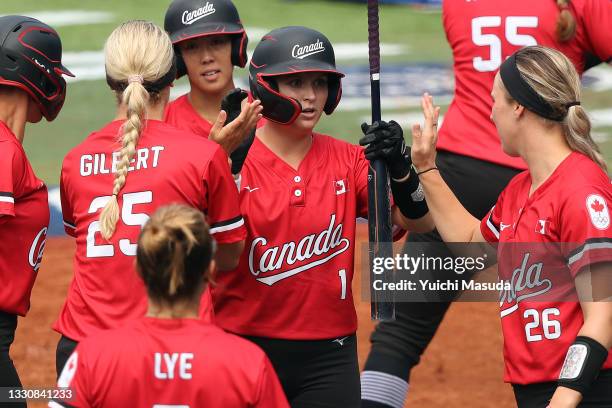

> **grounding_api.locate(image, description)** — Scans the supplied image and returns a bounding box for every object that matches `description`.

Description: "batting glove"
[359,120,412,180]
[221,88,256,175]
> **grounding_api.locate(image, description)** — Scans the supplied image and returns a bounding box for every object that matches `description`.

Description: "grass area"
[0,0,450,59]
[5,0,611,182]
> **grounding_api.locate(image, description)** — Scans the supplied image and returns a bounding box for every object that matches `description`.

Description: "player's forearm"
[418,170,481,243]
[577,263,612,348]
[578,302,612,350]
[392,207,434,233]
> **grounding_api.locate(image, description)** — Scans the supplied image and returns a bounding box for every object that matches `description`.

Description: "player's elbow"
[214,240,245,271]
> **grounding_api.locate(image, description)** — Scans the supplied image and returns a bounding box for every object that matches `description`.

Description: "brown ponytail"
[137,205,215,303]
[514,46,607,172]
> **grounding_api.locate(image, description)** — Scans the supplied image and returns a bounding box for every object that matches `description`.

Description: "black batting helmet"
[249,26,344,125]
[0,15,73,121]
[164,0,248,77]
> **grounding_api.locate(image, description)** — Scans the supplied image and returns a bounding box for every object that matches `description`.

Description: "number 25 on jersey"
[86,191,152,258]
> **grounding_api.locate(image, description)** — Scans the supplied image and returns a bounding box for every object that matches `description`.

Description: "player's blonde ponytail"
[555,0,576,42]
[99,20,175,239]
[137,205,214,304]
[514,46,607,172]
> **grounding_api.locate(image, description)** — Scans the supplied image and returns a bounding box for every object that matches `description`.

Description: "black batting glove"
[230,129,255,175]
[221,88,255,175]
[359,120,412,180]
[221,88,248,124]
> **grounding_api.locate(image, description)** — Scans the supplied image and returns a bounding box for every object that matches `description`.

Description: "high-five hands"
[209,88,262,158]
[410,93,441,172]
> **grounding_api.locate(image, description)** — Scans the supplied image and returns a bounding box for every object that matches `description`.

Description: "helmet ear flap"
[231,32,248,67]
[324,75,342,115]
[250,74,302,125]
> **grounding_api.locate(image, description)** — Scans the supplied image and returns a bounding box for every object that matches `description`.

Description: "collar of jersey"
[249,132,327,184]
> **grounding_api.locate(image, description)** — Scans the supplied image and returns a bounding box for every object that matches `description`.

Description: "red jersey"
[55,120,246,341]
[481,152,612,384]
[164,93,266,138]
[0,121,49,316]
[51,317,289,408]
[212,134,369,339]
[440,0,612,169]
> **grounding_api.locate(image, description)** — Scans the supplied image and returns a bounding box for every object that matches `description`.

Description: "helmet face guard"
[0,15,73,121]
[248,26,344,125]
[164,0,248,77]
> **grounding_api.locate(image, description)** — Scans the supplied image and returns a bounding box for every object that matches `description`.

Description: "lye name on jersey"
[249,214,350,286]
[79,146,164,177]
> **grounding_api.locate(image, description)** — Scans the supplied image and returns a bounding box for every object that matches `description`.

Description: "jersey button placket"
[291,175,305,206]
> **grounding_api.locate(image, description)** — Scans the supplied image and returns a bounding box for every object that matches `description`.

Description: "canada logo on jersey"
[586,194,609,230]
[249,214,350,285]
[499,252,552,318]
[29,227,47,273]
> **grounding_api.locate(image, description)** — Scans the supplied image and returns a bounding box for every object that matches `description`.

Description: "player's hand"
[221,88,248,123]
[209,88,262,156]
[411,93,441,172]
[359,120,412,180]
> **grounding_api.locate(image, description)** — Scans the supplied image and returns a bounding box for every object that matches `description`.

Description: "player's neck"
[188,82,235,124]
[258,123,314,170]
[520,126,572,195]
[0,90,28,143]
[114,100,166,122]
[112,87,169,122]
[146,298,200,319]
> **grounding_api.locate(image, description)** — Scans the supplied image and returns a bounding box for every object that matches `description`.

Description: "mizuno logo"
[182,2,216,25]
[500,222,511,231]
[243,186,260,192]
[291,39,325,59]
[333,336,349,346]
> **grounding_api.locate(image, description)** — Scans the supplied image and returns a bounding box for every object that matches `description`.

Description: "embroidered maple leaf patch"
[591,200,604,213]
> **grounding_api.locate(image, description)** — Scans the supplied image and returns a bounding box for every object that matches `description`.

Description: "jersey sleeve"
[59,161,76,237]
[50,347,92,408]
[0,142,21,217]
[253,355,290,408]
[202,146,247,244]
[582,0,612,63]
[559,185,612,278]
[480,189,507,243]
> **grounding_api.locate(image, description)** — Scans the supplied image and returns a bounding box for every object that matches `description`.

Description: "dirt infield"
[13,225,516,407]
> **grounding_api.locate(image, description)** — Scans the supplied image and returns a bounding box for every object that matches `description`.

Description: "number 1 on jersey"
[339,269,347,300]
